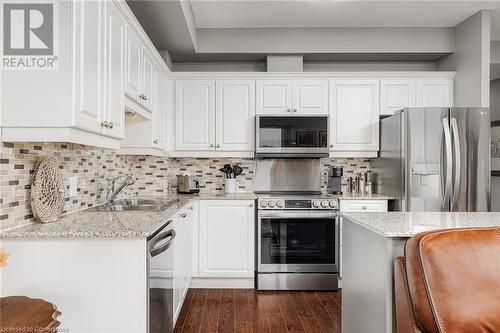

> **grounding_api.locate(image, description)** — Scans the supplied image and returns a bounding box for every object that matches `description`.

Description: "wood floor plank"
[175,288,196,330]
[288,292,323,333]
[218,289,235,333]
[200,289,222,333]
[274,293,305,333]
[302,292,338,333]
[234,289,253,333]
[315,292,341,333]
[248,290,270,333]
[265,313,289,333]
[182,289,208,333]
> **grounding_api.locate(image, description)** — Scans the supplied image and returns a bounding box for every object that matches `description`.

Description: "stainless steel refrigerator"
[372,108,490,212]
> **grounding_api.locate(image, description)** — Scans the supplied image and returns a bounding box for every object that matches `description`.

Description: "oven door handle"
[258,210,338,219]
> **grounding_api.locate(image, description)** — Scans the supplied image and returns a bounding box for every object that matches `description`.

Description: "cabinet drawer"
[339,200,387,212]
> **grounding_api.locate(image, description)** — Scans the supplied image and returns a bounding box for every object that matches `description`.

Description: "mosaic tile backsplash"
[0,141,371,230]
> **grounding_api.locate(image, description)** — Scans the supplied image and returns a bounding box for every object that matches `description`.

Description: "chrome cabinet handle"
[153,139,158,144]
[216,144,220,148]
[293,107,297,113]
[101,121,107,128]
[210,144,214,148]
[362,205,367,210]
[189,206,193,210]
[286,107,291,112]
[180,213,187,218]
[144,95,148,101]
[330,144,334,148]
[150,229,176,257]
[108,122,113,129]
[249,203,253,207]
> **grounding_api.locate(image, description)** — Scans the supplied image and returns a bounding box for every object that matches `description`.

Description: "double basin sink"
[94,198,180,212]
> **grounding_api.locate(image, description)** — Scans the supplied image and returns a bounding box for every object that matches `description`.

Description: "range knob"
[276,201,283,208]
[312,200,320,208]
[268,200,276,208]
[260,200,268,208]
[329,200,337,208]
[321,201,329,208]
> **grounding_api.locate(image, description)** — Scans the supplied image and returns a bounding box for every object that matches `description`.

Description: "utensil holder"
[225,179,237,194]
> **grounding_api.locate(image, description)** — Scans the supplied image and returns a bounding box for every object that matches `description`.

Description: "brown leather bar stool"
[0,296,61,332]
[394,227,500,333]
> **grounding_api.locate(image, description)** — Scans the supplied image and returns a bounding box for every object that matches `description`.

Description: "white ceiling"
[190,0,500,40]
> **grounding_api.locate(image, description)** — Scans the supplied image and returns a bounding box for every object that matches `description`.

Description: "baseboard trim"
[190,277,255,289]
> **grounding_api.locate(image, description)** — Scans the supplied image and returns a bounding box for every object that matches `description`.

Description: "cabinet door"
[72,0,105,134]
[329,80,380,151]
[175,80,216,151]
[292,80,328,115]
[416,79,454,107]
[172,219,182,323]
[380,80,416,116]
[125,27,142,103]
[153,72,167,150]
[141,50,155,112]
[216,80,255,151]
[256,80,292,114]
[198,200,255,277]
[104,1,125,139]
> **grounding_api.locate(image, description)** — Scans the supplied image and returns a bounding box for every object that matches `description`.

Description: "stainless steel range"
[254,159,340,291]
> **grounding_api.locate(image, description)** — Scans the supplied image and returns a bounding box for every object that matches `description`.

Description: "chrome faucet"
[106,175,135,204]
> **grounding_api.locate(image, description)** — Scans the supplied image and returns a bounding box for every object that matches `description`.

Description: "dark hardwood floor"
[174,289,341,333]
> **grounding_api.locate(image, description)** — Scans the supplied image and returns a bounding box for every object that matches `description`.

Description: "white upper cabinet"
[256,79,327,115]
[104,1,126,139]
[292,80,329,114]
[216,80,255,151]
[380,80,416,116]
[329,80,380,152]
[141,50,156,112]
[176,80,216,151]
[154,72,168,151]
[256,80,293,114]
[416,79,454,107]
[72,0,105,134]
[198,200,255,278]
[125,26,142,104]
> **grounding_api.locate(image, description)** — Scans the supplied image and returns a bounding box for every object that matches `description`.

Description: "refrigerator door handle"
[442,118,453,208]
[451,117,461,208]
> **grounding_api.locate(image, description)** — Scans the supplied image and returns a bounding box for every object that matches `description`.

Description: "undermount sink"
[93,198,180,212]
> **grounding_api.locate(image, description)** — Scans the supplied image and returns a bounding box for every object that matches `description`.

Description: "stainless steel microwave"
[255,115,329,158]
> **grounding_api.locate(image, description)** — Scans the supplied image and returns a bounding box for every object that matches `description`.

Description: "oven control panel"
[258,198,338,210]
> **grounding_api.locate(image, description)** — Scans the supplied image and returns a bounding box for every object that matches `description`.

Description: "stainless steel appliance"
[255,115,329,158]
[257,195,340,290]
[373,107,490,212]
[254,159,340,290]
[176,175,199,194]
[148,221,176,333]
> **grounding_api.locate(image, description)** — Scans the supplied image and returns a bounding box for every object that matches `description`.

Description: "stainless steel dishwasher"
[148,220,176,333]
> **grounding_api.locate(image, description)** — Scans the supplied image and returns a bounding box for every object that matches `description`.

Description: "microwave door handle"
[451,118,461,209]
[150,229,176,257]
[442,118,453,209]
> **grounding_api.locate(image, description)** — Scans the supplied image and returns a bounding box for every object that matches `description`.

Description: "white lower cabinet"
[173,203,196,324]
[198,200,255,278]
[339,199,388,212]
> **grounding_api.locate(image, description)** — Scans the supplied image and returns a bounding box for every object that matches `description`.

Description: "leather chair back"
[395,227,500,333]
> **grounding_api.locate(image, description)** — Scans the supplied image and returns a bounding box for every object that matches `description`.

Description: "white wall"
[437,10,491,107]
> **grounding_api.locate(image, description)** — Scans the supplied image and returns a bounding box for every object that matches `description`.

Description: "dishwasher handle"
[149,229,176,257]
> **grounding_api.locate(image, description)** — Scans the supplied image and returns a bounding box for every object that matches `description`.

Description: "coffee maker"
[330,166,343,195]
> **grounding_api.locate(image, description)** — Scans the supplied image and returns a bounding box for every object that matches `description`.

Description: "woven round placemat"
[31,157,65,223]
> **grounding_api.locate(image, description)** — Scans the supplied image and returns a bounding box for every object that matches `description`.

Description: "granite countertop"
[343,212,500,238]
[0,192,257,239]
[336,193,395,200]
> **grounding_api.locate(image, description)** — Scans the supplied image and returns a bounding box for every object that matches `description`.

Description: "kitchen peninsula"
[340,212,500,333]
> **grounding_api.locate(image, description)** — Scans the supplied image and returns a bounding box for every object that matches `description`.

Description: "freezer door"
[450,108,490,212]
[406,108,451,211]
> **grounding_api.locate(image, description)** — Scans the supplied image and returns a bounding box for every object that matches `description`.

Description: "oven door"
[255,115,329,157]
[258,210,339,273]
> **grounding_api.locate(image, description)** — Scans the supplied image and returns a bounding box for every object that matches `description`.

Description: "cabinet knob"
[216,144,220,148]
[330,144,334,148]
[181,213,187,218]
[153,139,158,144]
[144,95,148,101]
[293,107,297,113]
[286,107,291,112]
[101,121,107,128]
[108,122,113,129]
[210,144,214,148]
[249,203,253,207]
[362,205,367,210]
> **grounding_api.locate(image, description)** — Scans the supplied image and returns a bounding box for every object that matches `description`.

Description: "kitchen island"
[340,212,500,333]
